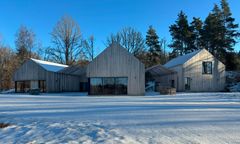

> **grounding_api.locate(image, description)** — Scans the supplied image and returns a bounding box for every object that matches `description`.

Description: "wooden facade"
[86,43,145,95]
[164,49,225,92]
[13,59,81,93]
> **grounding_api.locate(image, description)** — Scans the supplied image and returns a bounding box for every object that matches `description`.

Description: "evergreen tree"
[201,1,239,65]
[220,0,240,69]
[220,0,240,51]
[201,4,226,59]
[169,11,194,56]
[146,25,162,66]
[190,17,203,49]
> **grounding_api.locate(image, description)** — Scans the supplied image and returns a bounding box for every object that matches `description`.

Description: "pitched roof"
[59,65,86,76]
[88,42,144,68]
[146,64,176,77]
[164,49,202,68]
[31,58,68,72]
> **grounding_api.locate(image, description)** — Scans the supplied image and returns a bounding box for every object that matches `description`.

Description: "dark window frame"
[202,61,213,74]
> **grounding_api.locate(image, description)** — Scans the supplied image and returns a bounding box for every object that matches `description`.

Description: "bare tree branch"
[48,16,83,65]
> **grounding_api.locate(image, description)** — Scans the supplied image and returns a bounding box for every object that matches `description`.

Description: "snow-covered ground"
[0,93,240,144]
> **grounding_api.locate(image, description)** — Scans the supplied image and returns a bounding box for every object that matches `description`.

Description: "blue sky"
[0,0,239,55]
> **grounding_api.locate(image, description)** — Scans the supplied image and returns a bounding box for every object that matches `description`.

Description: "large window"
[103,78,115,95]
[90,78,103,95]
[15,81,30,93]
[115,78,128,95]
[89,77,128,95]
[202,62,212,74]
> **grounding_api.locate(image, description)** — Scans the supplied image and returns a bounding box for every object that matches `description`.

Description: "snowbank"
[0,93,240,143]
[0,89,15,94]
[226,71,240,92]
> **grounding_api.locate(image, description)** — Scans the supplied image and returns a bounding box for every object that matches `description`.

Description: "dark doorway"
[171,80,175,88]
[80,82,89,92]
[39,80,46,92]
[184,77,191,90]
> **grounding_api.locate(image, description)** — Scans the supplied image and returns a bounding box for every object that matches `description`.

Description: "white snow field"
[0,93,240,144]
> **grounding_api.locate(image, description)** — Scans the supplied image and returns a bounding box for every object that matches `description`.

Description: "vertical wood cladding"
[86,43,145,95]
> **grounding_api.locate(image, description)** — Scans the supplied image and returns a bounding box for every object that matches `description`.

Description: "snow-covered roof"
[31,58,68,72]
[164,49,202,68]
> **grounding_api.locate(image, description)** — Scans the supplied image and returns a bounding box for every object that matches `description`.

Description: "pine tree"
[201,1,239,65]
[201,4,226,59]
[169,11,194,56]
[220,0,240,69]
[190,17,203,49]
[146,25,162,66]
[220,0,240,51]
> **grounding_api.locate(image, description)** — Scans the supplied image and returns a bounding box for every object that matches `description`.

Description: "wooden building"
[13,58,81,93]
[86,43,145,95]
[164,49,225,92]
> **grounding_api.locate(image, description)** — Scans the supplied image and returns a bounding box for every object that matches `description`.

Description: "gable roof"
[164,49,202,68]
[88,42,144,67]
[59,65,86,76]
[31,58,68,72]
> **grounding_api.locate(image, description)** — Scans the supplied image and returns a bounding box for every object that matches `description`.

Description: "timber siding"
[164,49,225,92]
[13,60,46,81]
[86,43,145,95]
[14,59,80,92]
[45,71,80,92]
[183,49,225,92]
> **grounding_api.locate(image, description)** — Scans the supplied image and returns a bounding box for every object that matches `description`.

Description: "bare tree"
[48,16,83,65]
[83,35,95,61]
[106,27,145,56]
[15,26,35,63]
[0,45,17,90]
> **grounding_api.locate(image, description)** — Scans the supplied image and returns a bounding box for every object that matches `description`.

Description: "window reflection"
[115,78,128,95]
[89,77,128,95]
[90,78,103,95]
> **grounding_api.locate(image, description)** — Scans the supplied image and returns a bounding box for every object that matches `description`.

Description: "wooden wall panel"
[46,72,80,92]
[13,60,46,81]
[86,43,145,95]
[183,49,225,92]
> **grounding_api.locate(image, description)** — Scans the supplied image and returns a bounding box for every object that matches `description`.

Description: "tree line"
[0,0,239,91]
[169,0,240,70]
[0,14,168,91]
